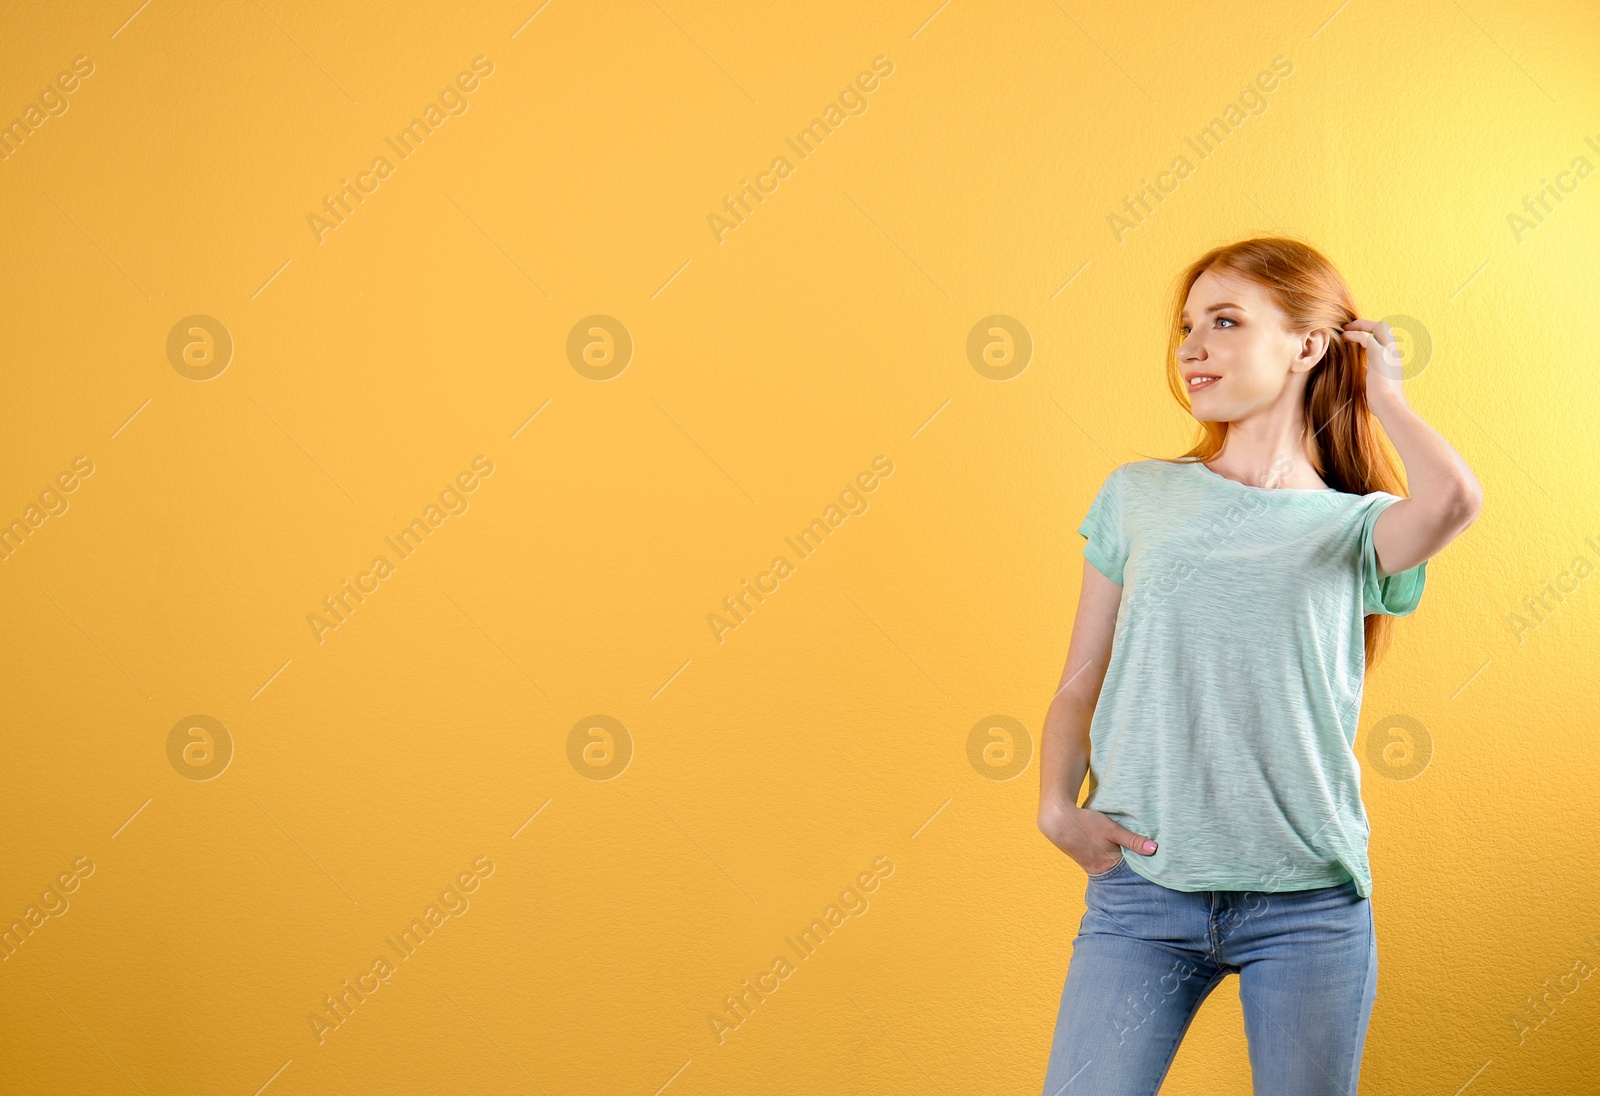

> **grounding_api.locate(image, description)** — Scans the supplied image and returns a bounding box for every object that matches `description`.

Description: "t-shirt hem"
[1120,854,1369,897]
[1081,544,1122,584]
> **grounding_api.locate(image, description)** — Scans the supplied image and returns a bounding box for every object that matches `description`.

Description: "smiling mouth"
[1187,375,1220,391]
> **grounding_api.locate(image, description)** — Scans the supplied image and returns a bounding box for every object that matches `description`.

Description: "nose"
[1178,328,1204,362]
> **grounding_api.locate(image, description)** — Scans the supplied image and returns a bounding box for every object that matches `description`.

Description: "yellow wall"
[2,1,1597,1093]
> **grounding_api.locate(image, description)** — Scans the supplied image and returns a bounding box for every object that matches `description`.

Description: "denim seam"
[1342,901,1377,1095]
[1153,969,1228,1092]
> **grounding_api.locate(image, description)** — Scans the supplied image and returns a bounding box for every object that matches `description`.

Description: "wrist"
[1038,797,1077,833]
[1367,384,1409,417]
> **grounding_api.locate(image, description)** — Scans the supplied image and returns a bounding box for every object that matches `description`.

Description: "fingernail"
[1142,841,1156,853]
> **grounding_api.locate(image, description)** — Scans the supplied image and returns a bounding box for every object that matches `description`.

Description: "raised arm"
[1037,557,1158,874]
[1343,319,1483,577]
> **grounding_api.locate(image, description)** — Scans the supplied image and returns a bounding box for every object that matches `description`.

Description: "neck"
[1209,420,1324,490]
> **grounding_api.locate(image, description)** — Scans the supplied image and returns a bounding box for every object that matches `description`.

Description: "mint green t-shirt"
[1077,457,1427,898]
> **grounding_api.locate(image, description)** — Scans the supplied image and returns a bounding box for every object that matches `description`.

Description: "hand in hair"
[1341,319,1408,407]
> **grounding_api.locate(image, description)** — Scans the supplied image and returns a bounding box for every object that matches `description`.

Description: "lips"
[1185,374,1220,392]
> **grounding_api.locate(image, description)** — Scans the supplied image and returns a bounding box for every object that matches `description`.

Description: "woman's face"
[1177,267,1325,423]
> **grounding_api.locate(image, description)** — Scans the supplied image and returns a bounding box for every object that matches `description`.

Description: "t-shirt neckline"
[1188,458,1337,493]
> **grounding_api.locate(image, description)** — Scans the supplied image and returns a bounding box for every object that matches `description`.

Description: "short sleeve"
[1078,465,1129,585]
[1358,493,1427,616]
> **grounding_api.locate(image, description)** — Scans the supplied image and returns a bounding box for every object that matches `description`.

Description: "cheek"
[1232,352,1289,399]
[1222,333,1267,373]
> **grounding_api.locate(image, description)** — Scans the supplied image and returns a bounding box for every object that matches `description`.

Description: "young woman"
[1036,237,1481,1095]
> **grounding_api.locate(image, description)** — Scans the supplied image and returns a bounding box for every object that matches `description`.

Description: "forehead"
[1181,267,1276,314]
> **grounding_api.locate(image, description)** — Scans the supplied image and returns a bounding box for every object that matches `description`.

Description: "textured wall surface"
[1,1,1597,1093]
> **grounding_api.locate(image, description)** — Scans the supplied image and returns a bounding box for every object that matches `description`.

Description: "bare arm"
[1037,557,1159,874]
[1343,320,1484,576]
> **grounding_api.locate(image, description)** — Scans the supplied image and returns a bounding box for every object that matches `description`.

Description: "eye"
[1216,316,1237,328]
[1179,324,1191,335]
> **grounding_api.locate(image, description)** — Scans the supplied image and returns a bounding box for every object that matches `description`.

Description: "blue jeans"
[1041,857,1378,1095]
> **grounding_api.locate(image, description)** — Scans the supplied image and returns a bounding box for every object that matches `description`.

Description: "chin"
[1187,395,1233,422]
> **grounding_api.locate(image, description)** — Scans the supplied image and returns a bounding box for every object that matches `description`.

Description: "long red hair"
[1149,236,1410,669]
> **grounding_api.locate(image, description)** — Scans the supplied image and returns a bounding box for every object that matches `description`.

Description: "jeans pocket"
[1087,856,1128,880]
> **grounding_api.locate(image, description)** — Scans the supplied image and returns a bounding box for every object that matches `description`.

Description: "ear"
[1291,327,1331,374]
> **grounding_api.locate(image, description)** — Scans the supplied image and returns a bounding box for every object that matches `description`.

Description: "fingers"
[1114,827,1158,855]
[1340,317,1394,341]
[1342,326,1392,347]
[1342,328,1404,380]
[1342,319,1398,358]
[1078,807,1159,855]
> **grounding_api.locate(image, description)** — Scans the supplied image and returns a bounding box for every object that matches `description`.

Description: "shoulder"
[1093,459,1192,515]
[1353,488,1407,524]
[1320,488,1406,530]
[1338,487,1405,511]
[1119,457,1191,490]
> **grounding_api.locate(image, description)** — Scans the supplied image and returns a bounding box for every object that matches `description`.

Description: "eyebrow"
[1180,302,1246,319]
